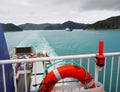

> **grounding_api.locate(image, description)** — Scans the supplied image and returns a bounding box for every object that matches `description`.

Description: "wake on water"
[17,31,74,66]
[17,32,57,57]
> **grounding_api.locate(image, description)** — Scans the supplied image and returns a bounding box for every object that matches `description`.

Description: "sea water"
[5,29,120,92]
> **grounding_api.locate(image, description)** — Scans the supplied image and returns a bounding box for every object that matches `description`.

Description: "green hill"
[1,15,120,31]
[1,23,23,32]
[85,16,120,30]
[19,21,88,30]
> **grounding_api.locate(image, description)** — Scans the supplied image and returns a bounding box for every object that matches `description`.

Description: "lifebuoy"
[38,65,96,92]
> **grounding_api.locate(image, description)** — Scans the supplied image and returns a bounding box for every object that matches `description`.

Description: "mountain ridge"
[85,16,120,30]
[1,15,120,32]
[19,21,88,30]
[0,23,23,32]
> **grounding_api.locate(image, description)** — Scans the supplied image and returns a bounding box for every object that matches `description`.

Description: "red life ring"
[38,65,96,92]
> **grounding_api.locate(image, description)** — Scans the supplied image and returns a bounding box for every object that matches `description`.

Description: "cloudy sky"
[0,0,120,24]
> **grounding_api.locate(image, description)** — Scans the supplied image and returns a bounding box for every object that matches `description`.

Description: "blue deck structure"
[0,24,14,92]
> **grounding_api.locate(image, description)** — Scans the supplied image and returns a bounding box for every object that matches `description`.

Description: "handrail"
[0,52,120,92]
[0,52,120,64]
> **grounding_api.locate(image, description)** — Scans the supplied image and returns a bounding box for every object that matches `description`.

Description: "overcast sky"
[0,0,120,24]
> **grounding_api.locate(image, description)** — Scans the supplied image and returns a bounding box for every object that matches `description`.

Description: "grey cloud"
[82,0,120,10]
[0,10,8,15]
[1,0,120,11]
[0,0,119,24]
[50,0,120,11]
[1,0,119,14]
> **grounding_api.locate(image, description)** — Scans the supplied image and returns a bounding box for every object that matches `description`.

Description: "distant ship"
[65,28,72,31]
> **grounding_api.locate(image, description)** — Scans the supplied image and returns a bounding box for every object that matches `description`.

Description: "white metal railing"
[0,52,120,92]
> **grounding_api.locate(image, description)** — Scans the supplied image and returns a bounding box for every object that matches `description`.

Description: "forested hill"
[0,23,23,32]
[1,15,120,32]
[19,21,88,30]
[85,16,120,30]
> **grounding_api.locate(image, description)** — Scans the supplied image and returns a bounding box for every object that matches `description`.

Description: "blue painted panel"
[0,24,14,92]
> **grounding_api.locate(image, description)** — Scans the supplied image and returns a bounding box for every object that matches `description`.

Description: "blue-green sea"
[5,29,120,92]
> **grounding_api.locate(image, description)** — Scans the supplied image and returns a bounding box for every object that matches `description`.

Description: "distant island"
[18,21,88,30]
[85,16,120,30]
[1,15,120,32]
[0,23,22,32]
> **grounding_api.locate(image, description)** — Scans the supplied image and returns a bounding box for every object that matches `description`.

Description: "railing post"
[34,62,37,91]
[103,58,107,91]
[109,56,114,92]
[13,63,17,92]
[2,64,6,92]
[87,58,90,72]
[95,64,98,82]
[116,56,120,92]
[24,63,27,92]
